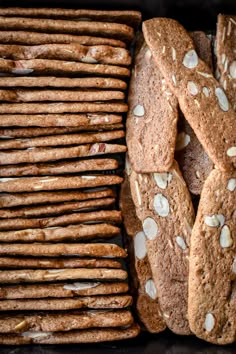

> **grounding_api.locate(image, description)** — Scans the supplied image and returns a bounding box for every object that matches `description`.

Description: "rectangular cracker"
[0,295,132,310]
[143,18,236,170]
[0,310,134,333]
[0,210,122,230]
[0,76,127,90]
[0,130,124,150]
[126,36,178,172]
[0,31,127,48]
[0,113,122,127]
[0,17,134,43]
[0,242,126,257]
[0,8,141,28]
[0,102,128,114]
[0,159,119,177]
[188,169,236,345]
[0,143,127,165]
[0,281,128,298]
[0,268,127,284]
[0,89,125,102]
[130,161,195,335]
[0,257,122,270]
[0,323,140,345]
[0,175,123,193]
[0,44,131,66]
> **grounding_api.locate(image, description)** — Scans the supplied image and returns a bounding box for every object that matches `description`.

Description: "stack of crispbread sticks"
[0,7,141,345]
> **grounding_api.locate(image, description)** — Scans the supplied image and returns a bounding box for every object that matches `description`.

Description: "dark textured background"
[0,0,235,352]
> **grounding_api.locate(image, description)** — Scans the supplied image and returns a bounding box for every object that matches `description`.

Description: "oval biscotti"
[189,169,236,345]
[143,18,236,170]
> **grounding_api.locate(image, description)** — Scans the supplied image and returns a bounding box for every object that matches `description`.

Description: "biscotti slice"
[0,242,126,257]
[130,160,195,335]
[0,323,140,345]
[0,17,134,43]
[0,158,118,177]
[0,44,131,66]
[0,31,127,47]
[0,210,122,230]
[0,257,122,270]
[119,160,166,333]
[189,169,236,345]
[0,8,141,28]
[0,310,134,333]
[126,36,178,172]
[143,18,236,170]
[0,187,116,207]
[0,281,128,298]
[0,102,128,114]
[175,31,214,195]
[216,15,236,110]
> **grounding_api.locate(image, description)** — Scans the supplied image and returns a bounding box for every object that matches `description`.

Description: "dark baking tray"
[0,0,235,352]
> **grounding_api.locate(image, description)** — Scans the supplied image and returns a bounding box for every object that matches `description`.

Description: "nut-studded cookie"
[143,18,236,170]
[130,160,195,335]
[126,35,178,172]
[189,169,236,345]
[0,310,134,333]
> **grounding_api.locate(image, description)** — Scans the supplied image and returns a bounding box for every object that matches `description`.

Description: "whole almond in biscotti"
[143,18,236,171]
[0,76,127,90]
[0,187,116,207]
[0,310,134,333]
[0,113,122,127]
[130,160,195,335]
[189,169,236,345]
[126,35,178,173]
[0,8,141,29]
[0,158,118,177]
[0,102,128,114]
[0,143,126,165]
[0,89,125,102]
[0,242,126,257]
[0,323,140,345]
[0,44,131,66]
[0,281,128,298]
[0,31,127,47]
[0,257,122,270]
[119,159,166,333]
[0,17,134,43]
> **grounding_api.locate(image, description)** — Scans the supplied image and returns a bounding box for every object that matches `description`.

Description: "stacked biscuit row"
[122,15,236,344]
[0,7,142,345]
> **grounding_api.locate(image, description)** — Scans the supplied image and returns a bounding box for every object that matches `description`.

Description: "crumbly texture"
[0,323,140,345]
[0,76,127,89]
[0,89,125,103]
[0,44,131,66]
[136,295,166,333]
[130,160,195,335]
[0,8,141,28]
[0,295,132,311]
[0,17,134,43]
[143,18,236,171]
[0,310,134,333]
[189,169,236,345]
[0,175,123,193]
[0,281,128,298]
[0,31,127,47]
[216,15,236,110]
[0,242,126,257]
[0,257,122,270]
[0,187,116,207]
[0,158,118,177]
[0,210,122,231]
[0,130,124,149]
[126,36,178,173]
[0,223,119,242]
